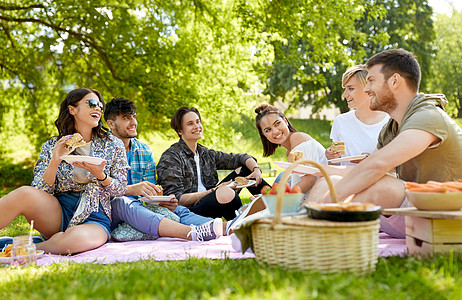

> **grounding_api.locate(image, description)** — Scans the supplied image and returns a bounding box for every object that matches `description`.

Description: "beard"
[114,123,137,139]
[370,83,398,113]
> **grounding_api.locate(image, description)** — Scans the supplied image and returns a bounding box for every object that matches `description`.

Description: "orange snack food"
[405,180,462,193]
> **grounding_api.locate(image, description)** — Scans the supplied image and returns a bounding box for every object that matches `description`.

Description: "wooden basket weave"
[251,159,380,273]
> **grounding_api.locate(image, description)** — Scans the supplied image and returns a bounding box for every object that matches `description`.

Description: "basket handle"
[271,159,338,227]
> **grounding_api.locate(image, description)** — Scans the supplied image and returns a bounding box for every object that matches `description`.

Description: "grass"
[2,117,462,299]
[1,251,462,299]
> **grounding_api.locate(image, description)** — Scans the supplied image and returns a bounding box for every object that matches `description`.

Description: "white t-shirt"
[330,110,389,164]
[73,142,92,183]
[194,153,207,192]
[289,139,328,186]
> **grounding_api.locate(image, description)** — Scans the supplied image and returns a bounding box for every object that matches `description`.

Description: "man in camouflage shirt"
[157,107,268,220]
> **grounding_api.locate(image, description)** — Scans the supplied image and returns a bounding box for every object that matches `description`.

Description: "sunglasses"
[86,98,104,110]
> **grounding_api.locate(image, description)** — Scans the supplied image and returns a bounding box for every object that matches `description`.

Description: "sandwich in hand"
[64,133,86,152]
[288,150,303,163]
[330,141,346,154]
[156,185,163,196]
[234,176,249,186]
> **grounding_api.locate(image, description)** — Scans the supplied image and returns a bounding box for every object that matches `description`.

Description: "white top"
[290,139,328,186]
[194,153,207,192]
[330,110,390,164]
[73,142,92,183]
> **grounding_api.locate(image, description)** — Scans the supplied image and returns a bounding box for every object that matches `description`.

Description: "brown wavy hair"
[55,88,108,139]
[255,104,297,157]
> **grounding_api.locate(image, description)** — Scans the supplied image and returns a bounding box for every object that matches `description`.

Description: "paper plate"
[60,155,105,165]
[139,196,174,205]
[328,154,368,164]
[234,179,257,189]
[273,161,319,175]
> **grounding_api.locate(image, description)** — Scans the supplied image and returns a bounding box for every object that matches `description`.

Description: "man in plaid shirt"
[105,98,224,241]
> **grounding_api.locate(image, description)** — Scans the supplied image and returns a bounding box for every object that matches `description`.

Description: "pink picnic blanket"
[36,233,406,266]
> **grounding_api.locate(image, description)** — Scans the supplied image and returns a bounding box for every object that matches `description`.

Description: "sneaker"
[0,236,43,251]
[188,218,223,242]
[226,194,267,235]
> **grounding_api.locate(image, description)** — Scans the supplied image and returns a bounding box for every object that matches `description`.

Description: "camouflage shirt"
[157,139,253,201]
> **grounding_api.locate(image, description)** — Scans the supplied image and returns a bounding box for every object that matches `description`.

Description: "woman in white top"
[255,104,327,193]
[326,65,389,164]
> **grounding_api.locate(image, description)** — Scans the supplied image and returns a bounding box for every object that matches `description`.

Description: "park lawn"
[2,118,462,299]
[0,235,462,299]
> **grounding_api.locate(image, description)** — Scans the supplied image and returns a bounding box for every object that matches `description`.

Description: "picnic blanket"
[35,233,406,266]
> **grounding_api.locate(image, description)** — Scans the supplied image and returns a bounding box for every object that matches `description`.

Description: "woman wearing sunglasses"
[0,88,129,254]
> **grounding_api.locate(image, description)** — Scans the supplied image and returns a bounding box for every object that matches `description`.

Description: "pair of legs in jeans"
[111,197,213,239]
[188,166,271,221]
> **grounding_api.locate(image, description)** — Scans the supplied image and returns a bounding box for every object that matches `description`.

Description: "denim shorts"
[56,191,111,238]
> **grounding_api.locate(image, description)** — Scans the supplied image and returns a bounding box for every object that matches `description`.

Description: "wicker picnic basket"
[251,159,380,273]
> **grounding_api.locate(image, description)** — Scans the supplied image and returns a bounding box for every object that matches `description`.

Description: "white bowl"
[406,190,462,211]
[262,194,304,215]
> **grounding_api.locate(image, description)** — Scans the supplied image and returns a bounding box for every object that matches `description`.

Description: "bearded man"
[304,48,462,238]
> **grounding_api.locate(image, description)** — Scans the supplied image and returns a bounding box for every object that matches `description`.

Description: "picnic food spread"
[307,202,376,212]
[260,183,302,195]
[331,141,346,154]
[0,244,42,257]
[405,180,462,193]
[260,183,303,215]
[305,202,382,222]
[0,244,12,257]
[288,150,303,163]
[405,180,462,211]
[64,133,86,151]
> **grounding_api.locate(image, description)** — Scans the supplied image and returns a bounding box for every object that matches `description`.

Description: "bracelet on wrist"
[252,166,261,172]
[97,173,108,182]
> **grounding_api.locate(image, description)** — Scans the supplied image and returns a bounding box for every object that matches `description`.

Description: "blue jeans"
[56,192,111,238]
[111,197,213,238]
[173,205,214,225]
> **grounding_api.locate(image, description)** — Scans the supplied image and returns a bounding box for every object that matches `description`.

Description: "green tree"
[429,9,462,117]
[0,0,394,158]
[264,0,435,113]
[0,0,261,154]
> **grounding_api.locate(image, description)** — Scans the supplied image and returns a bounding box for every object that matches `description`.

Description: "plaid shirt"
[128,138,156,185]
[157,139,252,201]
